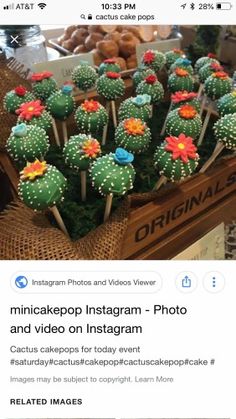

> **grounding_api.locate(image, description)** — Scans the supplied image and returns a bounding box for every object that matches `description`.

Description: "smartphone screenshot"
[0,0,235,418]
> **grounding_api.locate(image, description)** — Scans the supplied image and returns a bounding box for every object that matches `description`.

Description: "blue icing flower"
[62,84,73,95]
[12,123,28,137]
[114,148,134,165]
[176,58,192,66]
[132,94,151,107]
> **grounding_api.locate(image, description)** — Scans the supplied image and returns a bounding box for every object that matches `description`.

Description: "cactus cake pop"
[98,58,121,76]
[64,135,101,201]
[90,147,135,222]
[153,133,199,190]
[165,48,185,69]
[217,91,236,116]
[194,53,219,73]
[115,117,151,154]
[97,71,125,128]
[75,99,108,135]
[132,66,156,89]
[141,49,166,72]
[31,71,58,102]
[136,74,164,105]
[170,58,194,75]
[166,104,202,140]
[6,123,49,167]
[168,68,194,93]
[198,62,223,84]
[72,62,98,93]
[204,71,232,100]
[16,100,52,133]
[118,95,152,123]
[3,85,35,114]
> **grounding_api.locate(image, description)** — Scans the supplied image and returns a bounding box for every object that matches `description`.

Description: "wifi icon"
[38,2,46,9]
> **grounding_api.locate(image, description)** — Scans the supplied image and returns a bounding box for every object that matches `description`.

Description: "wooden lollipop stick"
[62,121,68,144]
[102,102,110,146]
[199,142,225,173]
[81,170,87,202]
[197,83,204,99]
[104,193,113,222]
[153,175,168,191]
[52,119,60,147]
[199,95,207,117]
[160,102,173,136]
[111,101,117,127]
[50,205,69,237]
[197,104,213,146]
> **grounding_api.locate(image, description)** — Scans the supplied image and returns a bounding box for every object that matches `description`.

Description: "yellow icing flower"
[124,118,145,135]
[20,159,47,181]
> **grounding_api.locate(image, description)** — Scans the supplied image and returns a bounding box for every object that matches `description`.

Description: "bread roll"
[71,28,88,46]
[96,40,119,58]
[85,33,104,51]
[119,33,140,58]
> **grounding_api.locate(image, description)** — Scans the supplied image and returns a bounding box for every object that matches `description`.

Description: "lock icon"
[88,14,93,19]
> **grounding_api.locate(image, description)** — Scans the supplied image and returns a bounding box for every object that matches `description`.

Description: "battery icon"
[216,2,233,9]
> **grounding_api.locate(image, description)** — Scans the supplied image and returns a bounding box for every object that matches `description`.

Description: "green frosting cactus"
[132,66,156,88]
[171,91,201,112]
[204,71,232,100]
[217,92,236,116]
[31,71,58,102]
[165,49,185,69]
[16,100,52,132]
[3,86,35,114]
[6,123,49,165]
[118,95,152,122]
[64,135,101,172]
[98,58,121,76]
[213,113,236,149]
[115,117,151,154]
[141,49,166,72]
[194,54,219,73]
[18,160,67,210]
[75,99,108,134]
[46,85,75,121]
[170,58,194,75]
[168,68,194,93]
[72,62,98,91]
[97,71,125,101]
[198,62,223,83]
[154,133,199,181]
[90,148,135,196]
[166,104,202,139]
[136,74,164,105]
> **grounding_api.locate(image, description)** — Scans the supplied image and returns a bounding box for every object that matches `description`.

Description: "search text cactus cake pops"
[72,62,98,93]
[170,91,201,112]
[90,148,135,222]
[204,71,232,100]
[194,53,219,73]
[3,86,35,114]
[132,66,156,89]
[217,91,236,116]
[170,58,194,75]
[153,133,199,190]
[6,123,49,166]
[141,49,166,73]
[46,85,75,121]
[166,104,202,139]
[115,117,151,154]
[198,62,223,84]
[75,99,108,134]
[165,49,185,69]
[16,100,52,133]
[31,71,58,102]
[97,71,125,101]
[136,74,164,105]
[98,58,121,76]
[168,68,194,93]
[118,95,152,123]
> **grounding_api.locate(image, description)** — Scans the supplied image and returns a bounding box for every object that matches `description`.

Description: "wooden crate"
[121,157,236,260]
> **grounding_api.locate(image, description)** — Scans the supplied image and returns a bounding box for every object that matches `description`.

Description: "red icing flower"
[143,50,155,64]
[175,67,189,77]
[173,48,184,55]
[165,133,198,163]
[210,62,223,71]
[16,100,45,121]
[212,71,229,80]
[31,71,53,82]
[178,104,197,119]
[82,139,101,158]
[171,91,197,104]
[106,72,121,79]
[145,74,157,84]
[14,85,27,96]
[81,100,100,113]
[208,53,217,59]
[104,58,117,64]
